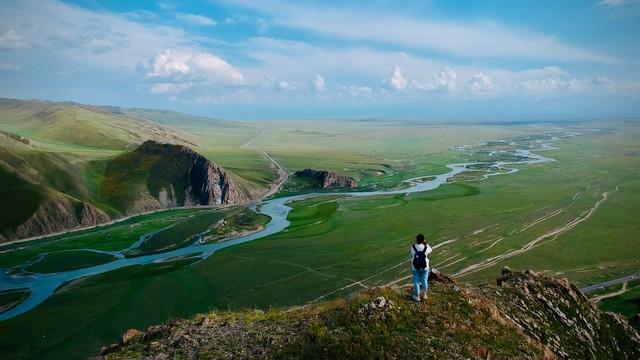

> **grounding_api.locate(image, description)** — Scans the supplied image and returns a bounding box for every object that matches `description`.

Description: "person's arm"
[425,244,433,255]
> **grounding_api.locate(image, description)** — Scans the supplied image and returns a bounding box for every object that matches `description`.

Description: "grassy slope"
[599,284,640,317]
[0,165,45,233]
[25,250,117,274]
[104,284,544,360]
[0,98,195,151]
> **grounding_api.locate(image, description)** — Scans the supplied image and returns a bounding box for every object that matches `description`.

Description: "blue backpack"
[412,244,427,270]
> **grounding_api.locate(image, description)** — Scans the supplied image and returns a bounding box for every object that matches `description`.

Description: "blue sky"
[0,0,639,120]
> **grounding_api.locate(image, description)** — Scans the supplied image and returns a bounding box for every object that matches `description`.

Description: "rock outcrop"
[294,168,357,188]
[101,141,249,213]
[479,267,640,359]
[97,268,640,359]
[13,197,110,240]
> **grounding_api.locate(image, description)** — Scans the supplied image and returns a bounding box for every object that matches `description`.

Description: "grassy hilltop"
[99,269,640,359]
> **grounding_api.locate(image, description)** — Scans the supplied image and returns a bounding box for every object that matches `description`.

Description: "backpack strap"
[413,244,427,254]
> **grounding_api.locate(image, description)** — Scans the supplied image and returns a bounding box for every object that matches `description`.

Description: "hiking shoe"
[411,295,421,302]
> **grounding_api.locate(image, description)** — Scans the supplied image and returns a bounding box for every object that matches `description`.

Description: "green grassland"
[598,281,640,317]
[256,121,523,182]
[207,208,271,242]
[0,120,638,359]
[24,250,117,274]
[0,290,29,314]
[0,209,205,269]
[125,211,225,257]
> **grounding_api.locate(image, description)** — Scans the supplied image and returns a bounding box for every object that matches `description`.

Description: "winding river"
[0,140,557,321]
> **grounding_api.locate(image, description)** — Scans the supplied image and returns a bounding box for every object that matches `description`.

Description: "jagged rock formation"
[97,268,640,359]
[479,267,640,359]
[101,141,249,214]
[294,168,357,188]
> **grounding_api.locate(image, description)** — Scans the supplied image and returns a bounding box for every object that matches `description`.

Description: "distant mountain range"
[0,98,252,242]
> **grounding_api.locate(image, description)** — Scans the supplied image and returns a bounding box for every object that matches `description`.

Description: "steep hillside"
[97,269,640,359]
[0,98,195,150]
[0,163,109,242]
[100,141,250,214]
[0,130,250,241]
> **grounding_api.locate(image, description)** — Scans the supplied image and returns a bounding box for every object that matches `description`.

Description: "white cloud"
[176,13,217,26]
[386,65,408,90]
[145,49,243,94]
[0,0,199,71]
[148,82,191,94]
[413,67,457,92]
[0,62,21,71]
[0,29,27,49]
[147,49,243,83]
[313,74,325,91]
[230,0,613,63]
[469,73,498,95]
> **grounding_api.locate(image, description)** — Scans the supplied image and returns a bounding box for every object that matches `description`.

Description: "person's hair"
[416,233,425,244]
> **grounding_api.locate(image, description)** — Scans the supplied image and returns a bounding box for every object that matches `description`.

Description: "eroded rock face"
[103,141,249,213]
[294,168,357,188]
[482,267,640,359]
[14,198,110,239]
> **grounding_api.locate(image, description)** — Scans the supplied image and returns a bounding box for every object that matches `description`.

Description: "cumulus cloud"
[313,74,325,91]
[413,67,457,92]
[0,29,27,49]
[147,50,243,82]
[176,13,217,26]
[145,49,243,94]
[469,73,498,95]
[386,65,408,90]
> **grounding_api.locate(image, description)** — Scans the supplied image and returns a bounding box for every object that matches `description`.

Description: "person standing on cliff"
[411,233,432,302]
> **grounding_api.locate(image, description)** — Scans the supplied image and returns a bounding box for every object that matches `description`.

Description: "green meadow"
[0,120,639,359]
[598,280,640,317]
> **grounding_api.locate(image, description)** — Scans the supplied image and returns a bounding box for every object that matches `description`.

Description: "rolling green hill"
[0,99,272,242]
[0,98,196,151]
